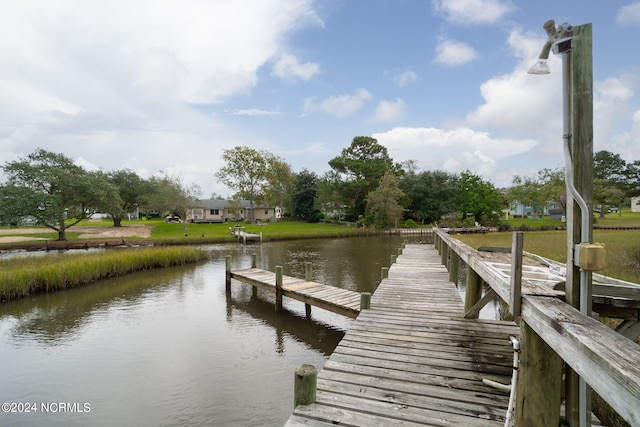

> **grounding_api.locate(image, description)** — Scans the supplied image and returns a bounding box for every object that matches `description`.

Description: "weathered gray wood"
[522,295,640,426]
[251,253,257,268]
[616,320,640,341]
[275,266,283,311]
[360,292,371,310]
[448,251,459,283]
[225,255,232,291]
[464,288,496,319]
[294,364,317,407]
[464,267,483,318]
[509,231,523,316]
[381,267,389,280]
[305,262,312,281]
[287,244,518,426]
[515,320,563,426]
[565,23,594,426]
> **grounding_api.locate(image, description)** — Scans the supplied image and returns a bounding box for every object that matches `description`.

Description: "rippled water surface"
[0,236,423,426]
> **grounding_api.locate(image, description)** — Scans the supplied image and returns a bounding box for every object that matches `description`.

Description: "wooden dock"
[286,244,521,426]
[227,266,362,319]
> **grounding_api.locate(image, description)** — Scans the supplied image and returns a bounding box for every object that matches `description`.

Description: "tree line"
[2,142,638,240]
[0,149,199,240]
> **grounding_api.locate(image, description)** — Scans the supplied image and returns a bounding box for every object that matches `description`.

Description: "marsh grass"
[0,247,209,301]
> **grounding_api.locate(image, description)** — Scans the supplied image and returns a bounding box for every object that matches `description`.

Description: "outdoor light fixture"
[527,19,573,75]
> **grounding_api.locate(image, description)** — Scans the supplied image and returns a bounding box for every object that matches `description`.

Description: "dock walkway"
[286,244,520,426]
[228,268,361,318]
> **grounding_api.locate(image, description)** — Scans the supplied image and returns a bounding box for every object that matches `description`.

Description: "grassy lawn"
[505,208,640,229]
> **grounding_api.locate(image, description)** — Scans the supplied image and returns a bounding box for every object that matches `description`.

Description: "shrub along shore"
[0,246,209,302]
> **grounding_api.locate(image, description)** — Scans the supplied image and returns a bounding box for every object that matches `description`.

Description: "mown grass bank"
[0,247,209,301]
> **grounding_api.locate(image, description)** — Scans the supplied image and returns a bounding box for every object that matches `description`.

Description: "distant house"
[187,199,282,223]
[632,197,640,213]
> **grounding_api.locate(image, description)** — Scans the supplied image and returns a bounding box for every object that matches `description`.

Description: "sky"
[1,0,639,199]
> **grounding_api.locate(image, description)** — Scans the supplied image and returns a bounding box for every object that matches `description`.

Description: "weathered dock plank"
[286,244,519,426]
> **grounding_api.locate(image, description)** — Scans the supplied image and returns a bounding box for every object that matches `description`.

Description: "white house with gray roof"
[187,199,282,223]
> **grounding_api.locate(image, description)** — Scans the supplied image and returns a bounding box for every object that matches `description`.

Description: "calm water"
[0,236,425,426]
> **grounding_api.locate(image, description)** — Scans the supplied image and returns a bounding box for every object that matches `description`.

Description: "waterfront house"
[187,199,282,223]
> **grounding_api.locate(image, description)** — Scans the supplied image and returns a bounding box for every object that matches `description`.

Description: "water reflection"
[0,235,422,426]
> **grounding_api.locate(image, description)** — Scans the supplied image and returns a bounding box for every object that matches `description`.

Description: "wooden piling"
[515,321,563,426]
[275,266,283,311]
[305,262,312,315]
[305,262,312,281]
[225,255,232,291]
[440,243,448,266]
[509,231,523,316]
[251,253,257,268]
[390,255,396,265]
[448,251,459,283]
[360,292,371,310]
[381,267,389,280]
[464,267,482,318]
[294,364,317,407]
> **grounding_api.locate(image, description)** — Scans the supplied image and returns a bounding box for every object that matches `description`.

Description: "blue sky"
[1,0,639,198]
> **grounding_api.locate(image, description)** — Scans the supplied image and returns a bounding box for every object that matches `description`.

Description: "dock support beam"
[275,266,283,311]
[448,251,459,283]
[464,267,482,318]
[225,255,232,291]
[516,321,563,427]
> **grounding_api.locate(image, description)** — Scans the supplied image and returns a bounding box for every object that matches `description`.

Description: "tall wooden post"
[565,23,593,427]
[515,321,563,426]
[304,262,312,317]
[275,266,283,311]
[381,267,389,280]
[251,253,257,268]
[225,255,232,291]
[509,232,523,317]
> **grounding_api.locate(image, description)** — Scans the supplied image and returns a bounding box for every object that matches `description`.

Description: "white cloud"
[271,53,320,81]
[0,0,320,197]
[373,126,536,180]
[370,99,405,123]
[393,71,418,88]
[466,29,563,138]
[304,88,373,118]
[432,0,514,25]
[229,109,282,116]
[434,39,478,66]
[617,2,640,25]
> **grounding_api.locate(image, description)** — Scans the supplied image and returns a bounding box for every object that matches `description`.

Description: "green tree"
[366,172,405,228]
[399,170,458,224]
[0,148,121,240]
[316,171,345,222]
[456,171,502,224]
[146,174,201,229]
[264,156,295,217]
[106,169,151,227]
[328,136,397,220]
[215,146,273,223]
[291,169,320,222]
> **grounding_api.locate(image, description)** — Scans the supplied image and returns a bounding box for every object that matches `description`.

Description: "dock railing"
[434,228,640,426]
